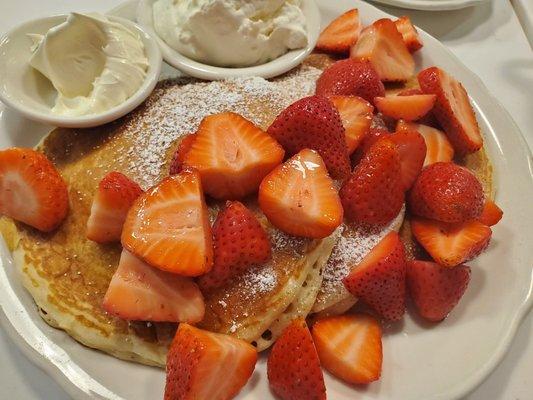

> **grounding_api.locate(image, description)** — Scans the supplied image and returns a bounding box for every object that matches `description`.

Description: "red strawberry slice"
[387,129,427,190]
[165,323,257,400]
[103,250,205,323]
[418,67,482,155]
[408,162,484,223]
[268,319,326,400]
[351,126,390,166]
[397,121,454,166]
[315,59,385,104]
[198,201,271,290]
[411,218,492,268]
[267,95,350,179]
[316,9,362,54]
[169,133,197,175]
[259,149,343,239]
[350,18,415,82]
[374,94,436,121]
[478,200,503,226]
[343,231,407,321]
[394,16,423,52]
[398,88,424,96]
[340,139,404,225]
[407,260,471,322]
[86,172,143,243]
[329,95,373,154]
[121,169,213,276]
[183,112,284,200]
[312,314,382,384]
[0,148,68,232]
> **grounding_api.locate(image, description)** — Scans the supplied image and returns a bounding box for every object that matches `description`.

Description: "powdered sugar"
[240,264,277,295]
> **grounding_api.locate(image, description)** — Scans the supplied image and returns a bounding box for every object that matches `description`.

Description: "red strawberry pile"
[0,8,505,400]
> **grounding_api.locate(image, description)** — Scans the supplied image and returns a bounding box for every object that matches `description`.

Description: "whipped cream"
[152,0,308,67]
[29,13,148,116]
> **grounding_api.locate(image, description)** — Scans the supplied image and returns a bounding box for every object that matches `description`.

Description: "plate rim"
[368,0,488,11]
[0,1,531,399]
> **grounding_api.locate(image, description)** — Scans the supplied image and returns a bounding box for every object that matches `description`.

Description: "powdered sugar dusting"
[240,264,277,296]
[118,66,322,189]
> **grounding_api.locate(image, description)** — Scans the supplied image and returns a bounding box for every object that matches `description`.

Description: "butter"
[29,13,149,116]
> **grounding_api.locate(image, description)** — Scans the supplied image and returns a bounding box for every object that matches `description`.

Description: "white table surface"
[0,0,531,399]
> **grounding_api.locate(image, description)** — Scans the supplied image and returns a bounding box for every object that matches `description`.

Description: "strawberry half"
[407,260,471,322]
[329,95,374,154]
[408,162,484,223]
[86,172,143,243]
[374,94,436,121]
[183,112,284,199]
[394,16,423,52]
[387,129,427,190]
[316,9,361,54]
[418,67,482,155]
[350,18,415,82]
[0,148,68,232]
[165,323,257,400]
[268,319,326,400]
[169,133,197,175]
[397,121,454,167]
[312,314,382,384]
[343,231,407,321]
[340,139,404,225]
[478,200,503,226]
[315,59,385,105]
[351,126,390,166]
[103,250,205,323]
[411,218,492,268]
[198,201,271,291]
[258,149,343,239]
[121,169,213,276]
[267,95,350,179]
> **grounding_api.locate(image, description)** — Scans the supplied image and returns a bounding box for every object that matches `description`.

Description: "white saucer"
[0,14,162,128]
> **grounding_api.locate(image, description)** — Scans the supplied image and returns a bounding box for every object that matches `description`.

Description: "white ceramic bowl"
[0,14,162,128]
[136,0,321,80]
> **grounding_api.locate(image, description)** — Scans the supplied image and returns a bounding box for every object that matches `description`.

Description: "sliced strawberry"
[343,231,407,320]
[0,148,68,232]
[418,67,482,155]
[407,260,471,322]
[86,172,143,243]
[387,129,426,190]
[315,59,385,104]
[169,133,197,175]
[397,121,454,166]
[409,162,484,223]
[398,88,424,96]
[258,149,343,239]
[198,201,271,290]
[394,16,423,52]
[351,126,390,166]
[340,139,404,225]
[183,112,284,199]
[165,323,257,400]
[316,9,361,54]
[121,169,213,276]
[478,200,503,226]
[268,319,326,400]
[329,95,373,154]
[411,218,491,268]
[312,314,382,384]
[350,18,415,82]
[267,95,350,179]
[374,94,436,121]
[103,250,204,323]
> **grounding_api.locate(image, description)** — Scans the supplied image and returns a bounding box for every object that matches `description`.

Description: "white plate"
[0,1,532,399]
[369,0,488,11]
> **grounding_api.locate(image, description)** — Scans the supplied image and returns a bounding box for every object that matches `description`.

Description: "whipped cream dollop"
[152,0,308,67]
[29,13,148,116]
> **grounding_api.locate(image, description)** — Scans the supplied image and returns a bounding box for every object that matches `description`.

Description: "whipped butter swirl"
[29,13,149,116]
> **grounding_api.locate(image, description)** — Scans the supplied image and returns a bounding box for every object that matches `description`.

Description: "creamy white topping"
[29,13,148,116]
[152,0,308,67]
